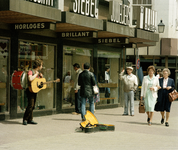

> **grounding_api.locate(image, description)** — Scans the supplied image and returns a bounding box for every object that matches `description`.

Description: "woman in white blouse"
[141,66,159,126]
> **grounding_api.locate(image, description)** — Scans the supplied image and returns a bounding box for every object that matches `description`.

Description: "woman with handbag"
[154,68,175,127]
[140,66,159,126]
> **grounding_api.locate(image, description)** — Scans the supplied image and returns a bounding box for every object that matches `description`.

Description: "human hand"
[39,73,43,78]
[75,90,78,93]
[140,96,143,101]
[157,86,161,89]
[166,86,172,90]
[149,87,154,91]
[122,69,125,73]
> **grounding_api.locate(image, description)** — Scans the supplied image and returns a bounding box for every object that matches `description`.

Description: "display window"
[0,38,9,113]
[17,41,56,112]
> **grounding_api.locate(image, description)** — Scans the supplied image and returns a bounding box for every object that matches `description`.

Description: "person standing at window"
[119,67,138,116]
[105,67,110,98]
[23,59,43,125]
[141,66,159,126]
[155,68,175,127]
[72,63,82,115]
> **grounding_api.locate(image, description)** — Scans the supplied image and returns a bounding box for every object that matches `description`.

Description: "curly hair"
[147,65,155,73]
[163,68,171,76]
[33,59,43,69]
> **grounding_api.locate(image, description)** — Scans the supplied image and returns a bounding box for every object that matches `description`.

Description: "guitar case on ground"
[79,110,115,133]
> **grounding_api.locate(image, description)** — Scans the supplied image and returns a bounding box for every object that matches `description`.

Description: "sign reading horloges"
[108,0,130,25]
[60,31,97,38]
[26,0,54,7]
[70,0,99,18]
[97,38,129,44]
[14,23,51,30]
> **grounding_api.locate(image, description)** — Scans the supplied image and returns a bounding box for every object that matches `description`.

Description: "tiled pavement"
[0,101,178,150]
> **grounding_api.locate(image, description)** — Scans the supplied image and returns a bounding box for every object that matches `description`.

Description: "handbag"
[169,90,178,102]
[139,100,145,113]
[93,85,99,94]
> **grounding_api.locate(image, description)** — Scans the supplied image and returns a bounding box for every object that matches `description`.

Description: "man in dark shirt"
[78,62,96,121]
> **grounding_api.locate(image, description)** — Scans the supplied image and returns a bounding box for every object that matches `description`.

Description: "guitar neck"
[43,80,57,84]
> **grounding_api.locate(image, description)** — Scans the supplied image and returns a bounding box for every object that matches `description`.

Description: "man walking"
[78,62,96,121]
[119,67,138,116]
[72,63,82,115]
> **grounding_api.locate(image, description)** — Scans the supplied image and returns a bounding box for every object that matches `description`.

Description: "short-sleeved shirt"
[28,70,40,78]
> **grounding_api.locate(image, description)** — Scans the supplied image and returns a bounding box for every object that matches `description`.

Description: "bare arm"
[28,72,39,82]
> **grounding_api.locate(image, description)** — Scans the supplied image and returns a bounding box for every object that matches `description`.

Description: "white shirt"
[163,78,168,89]
[105,71,110,81]
[156,74,160,78]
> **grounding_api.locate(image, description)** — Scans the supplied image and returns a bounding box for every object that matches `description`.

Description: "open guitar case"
[80,110,115,133]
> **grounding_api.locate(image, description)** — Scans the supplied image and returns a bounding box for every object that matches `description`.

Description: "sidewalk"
[0,101,178,150]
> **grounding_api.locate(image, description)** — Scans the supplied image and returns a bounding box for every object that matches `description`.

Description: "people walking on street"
[140,66,159,126]
[156,69,162,79]
[78,62,96,121]
[155,68,175,127]
[72,63,82,115]
[23,59,43,125]
[119,67,138,116]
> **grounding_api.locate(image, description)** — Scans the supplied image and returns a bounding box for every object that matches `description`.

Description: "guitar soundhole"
[37,82,43,89]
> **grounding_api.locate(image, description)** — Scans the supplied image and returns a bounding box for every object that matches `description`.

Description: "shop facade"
[0,0,159,120]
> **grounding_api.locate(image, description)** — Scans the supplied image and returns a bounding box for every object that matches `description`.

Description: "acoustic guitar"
[29,78,60,93]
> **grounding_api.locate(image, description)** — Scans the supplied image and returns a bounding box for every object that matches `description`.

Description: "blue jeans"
[81,96,94,119]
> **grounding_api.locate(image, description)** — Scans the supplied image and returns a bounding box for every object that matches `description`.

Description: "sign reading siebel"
[61,31,97,38]
[108,0,130,25]
[70,0,99,18]
[97,38,129,44]
[14,23,56,30]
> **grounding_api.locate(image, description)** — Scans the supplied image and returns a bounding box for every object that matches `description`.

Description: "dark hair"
[73,63,80,68]
[147,65,155,73]
[33,59,43,69]
[84,62,90,69]
[105,66,110,71]
[157,69,161,73]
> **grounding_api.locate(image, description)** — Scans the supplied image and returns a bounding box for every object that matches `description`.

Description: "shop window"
[168,57,176,67]
[0,39,9,113]
[17,41,56,112]
[62,46,92,108]
[97,50,121,105]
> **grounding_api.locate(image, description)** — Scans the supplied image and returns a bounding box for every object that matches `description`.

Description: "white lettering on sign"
[15,23,45,30]
[139,6,157,32]
[28,0,53,7]
[61,32,91,38]
[71,0,98,18]
[108,0,130,25]
[98,38,122,44]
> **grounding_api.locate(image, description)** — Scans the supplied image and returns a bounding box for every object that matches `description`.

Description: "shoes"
[72,112,80,115]
[23,120,27,125]
[148,122,152,126]
[82,119,86,121]
[147,118,150,123]
[131,115,134,117]
[161,117,165,124]
[27,120,37,124]
[165,122,169,127]
[122,114,128,116]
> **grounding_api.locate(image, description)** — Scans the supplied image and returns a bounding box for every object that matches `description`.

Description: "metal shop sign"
[14,22,55,30]
[137,6,157,32]
[108,0,130,25]
[97,38,129,44]
[26,0,54,7]
[60,31,97,38]
[70,0,99,18]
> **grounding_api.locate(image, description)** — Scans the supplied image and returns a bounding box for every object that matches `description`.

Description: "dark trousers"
[23,89,37,122]
[75,89,81,113]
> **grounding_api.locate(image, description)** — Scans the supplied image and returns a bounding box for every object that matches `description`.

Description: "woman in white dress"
[140,66,160,126]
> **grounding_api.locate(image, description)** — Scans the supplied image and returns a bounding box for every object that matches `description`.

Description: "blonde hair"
[163,68,171,76]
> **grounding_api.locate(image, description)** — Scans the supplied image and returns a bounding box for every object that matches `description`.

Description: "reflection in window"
[17,41,55,112]
[0,39,9,113]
